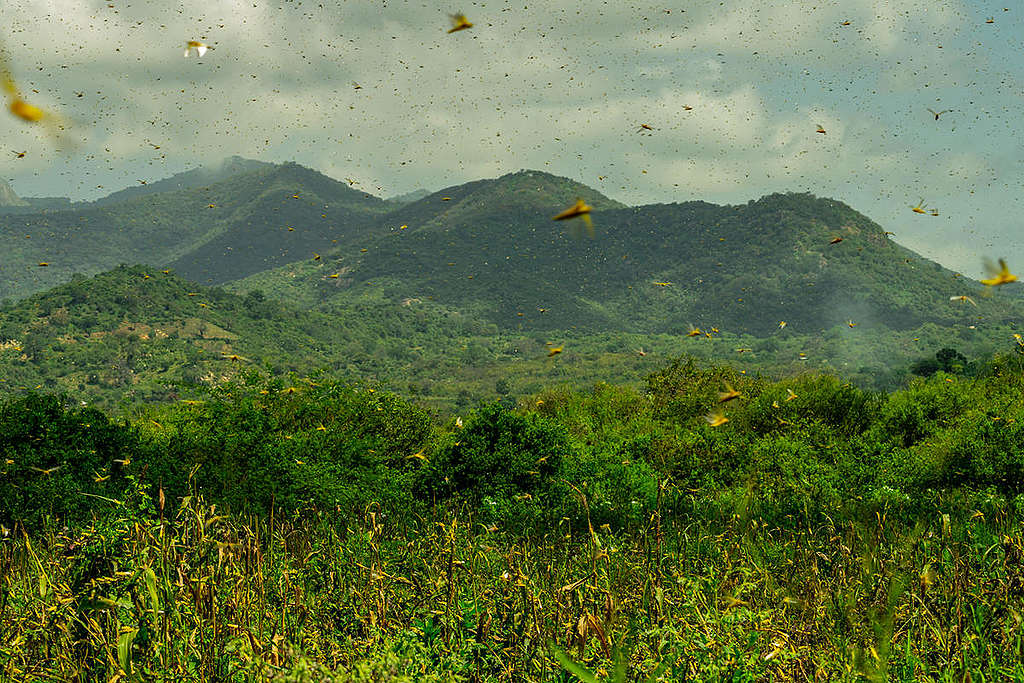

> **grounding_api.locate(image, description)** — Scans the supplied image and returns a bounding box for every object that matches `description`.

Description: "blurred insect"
[682,105,693,111]
[815,124,826,134]
[313,253,320,261]
[652,281,672,287]
[637,347,647,357]
[705,411,729,427]
[920,563,937,588]
[184,41,208,58]
[985,16,994,23]
[786,388,798,401]
[448,13,473,33]
[927,108,952,120]
[686,325,702,337]
[553,198,594,237]
[12,150,25,158]
[352,82,363,90]
[847,320,857,327]
[2,49,73,146]
[638,123,654,132]
[980,258,1018,287]
[31,466,61,476]
[37,262,49,267]
[718,383,742,403]
[547,345,563,357]
[929,208,939,217]
[778,321,787,329]
[829,237,843,245]
[911,199,929,214]
[839,20,852,26]
[93,471,110,483]
[406,450,428,462]
[950,295,977,306]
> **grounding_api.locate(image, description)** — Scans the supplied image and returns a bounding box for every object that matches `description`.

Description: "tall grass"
[1,479,1021,681]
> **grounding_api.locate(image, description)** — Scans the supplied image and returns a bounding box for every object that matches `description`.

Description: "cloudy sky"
[1,0,1022,277]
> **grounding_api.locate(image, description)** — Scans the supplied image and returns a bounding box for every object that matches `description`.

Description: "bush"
[0,393,141,529]
[415,403,571,509]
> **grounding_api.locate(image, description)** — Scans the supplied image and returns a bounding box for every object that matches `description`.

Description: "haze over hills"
[90,156,277,207]
[1,157,1021,403]
[0,179,28,207]
[0,159,390,300]
[235,172,1021,338]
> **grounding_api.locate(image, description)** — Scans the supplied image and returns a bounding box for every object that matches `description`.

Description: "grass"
[2,479,1022,681]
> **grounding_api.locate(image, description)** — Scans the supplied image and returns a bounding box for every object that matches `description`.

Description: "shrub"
[415,403,571,508]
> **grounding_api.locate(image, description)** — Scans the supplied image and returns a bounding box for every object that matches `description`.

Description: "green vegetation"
[3,354,1024,680]
[4,162,1022,408]
[1,262,1021,417]
[2,162,1023,679]
[0,160,388,301]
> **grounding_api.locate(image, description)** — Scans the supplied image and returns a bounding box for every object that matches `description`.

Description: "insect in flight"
[980,259,1017,287]
[705,411,729,427]
[553,198,594,238]
[184,41,208,58]
[448,13,473,33]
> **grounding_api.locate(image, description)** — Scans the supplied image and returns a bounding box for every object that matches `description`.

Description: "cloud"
[1,0,1020,278]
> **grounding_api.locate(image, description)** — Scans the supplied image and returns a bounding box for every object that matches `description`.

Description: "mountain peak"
[387,169,625,230]
[0,179,28,207]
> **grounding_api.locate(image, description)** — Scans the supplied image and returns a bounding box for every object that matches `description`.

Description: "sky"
[1,0,1022,278]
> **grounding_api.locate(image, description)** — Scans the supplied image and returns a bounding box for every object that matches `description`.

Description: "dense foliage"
[0,160,388,301]
[2,355,1024,680]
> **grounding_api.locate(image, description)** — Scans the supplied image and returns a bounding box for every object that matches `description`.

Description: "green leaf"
[143,566,160,616]
[551,645,599,683]
[117,627,138,674]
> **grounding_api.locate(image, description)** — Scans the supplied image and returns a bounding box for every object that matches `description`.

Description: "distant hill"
[0,179,28,207]
[164,162,390,284]
[235,175,1022,337]
[386,189,431,206]
[91,156,276,207]
[0,160,389,300]
[3,162,1021,394]
[0,265,449,406]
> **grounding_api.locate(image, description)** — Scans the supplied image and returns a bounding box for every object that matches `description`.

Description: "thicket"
[4,353,1024,532]
[3,355,1024,679]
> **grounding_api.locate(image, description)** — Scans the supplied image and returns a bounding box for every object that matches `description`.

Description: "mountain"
[0,160,389,301]
[91,156,276,207]
[386,189,431,206]
[235,175,1021,337]
[163,162,389,284]
[0,179,28,207]
[0,265,455,407]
